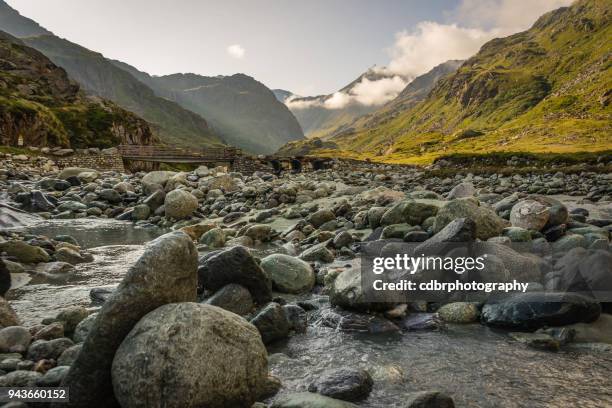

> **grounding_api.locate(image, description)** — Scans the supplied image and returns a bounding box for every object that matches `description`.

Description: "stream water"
[6,217,612,407]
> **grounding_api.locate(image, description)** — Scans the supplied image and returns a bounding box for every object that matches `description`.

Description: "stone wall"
[54,152,125,172]
[232,156,274,174]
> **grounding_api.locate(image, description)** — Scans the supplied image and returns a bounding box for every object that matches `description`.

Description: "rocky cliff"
[0,31,153,148]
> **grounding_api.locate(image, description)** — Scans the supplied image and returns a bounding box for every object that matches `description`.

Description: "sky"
[6,0,572,97]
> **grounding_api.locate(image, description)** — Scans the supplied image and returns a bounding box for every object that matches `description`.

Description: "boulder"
[447,182,476,199]
[59,231,197,408]
[329,266,394,312]
[205,284,254,316]
[433,199,508,240]
[58,168,97,180]
[250,302,290,344]
[0,326,31,353]
[27,338,74,361]
[380,200,438,226]
[481,292,601,330]
[0,241,49,264]
[308,209,335,228]
[142,171,176,188]
[260,254,315,293]
[244,224,273,242]
[308,368,373,401]
[437,303,479,323]
[199,228,225,248]
[510,199,550,231]
[112,303,267,408]
[164,190,199,219]
[198,246,272,304]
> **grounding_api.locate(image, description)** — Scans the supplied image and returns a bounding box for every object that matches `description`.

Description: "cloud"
[381,0,573,78]
[383,22,501,78]
[454,0,573,31]
[286,75,408,110]
[226,44,245,59]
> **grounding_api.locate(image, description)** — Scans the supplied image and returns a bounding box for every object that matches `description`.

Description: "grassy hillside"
[306,0,611,164]
[0,31,153,148]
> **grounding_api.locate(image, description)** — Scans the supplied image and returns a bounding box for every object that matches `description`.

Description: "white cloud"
[226,44,245,59]
[383,22,501,78]
[286,75,408,110]
[381,0,573,78]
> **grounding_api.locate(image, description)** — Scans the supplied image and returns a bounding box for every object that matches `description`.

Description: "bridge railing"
[117,145,240,161]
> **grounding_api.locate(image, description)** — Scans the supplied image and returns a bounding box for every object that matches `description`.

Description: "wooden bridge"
[117,144,240,163]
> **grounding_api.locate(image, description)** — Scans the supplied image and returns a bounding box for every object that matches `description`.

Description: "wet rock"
[551,248,612,300]
[180,222,216,241]
[260,254,315,294]
[54,247,90,265]
[0,327,31,353]
[433,199,507,240]
[320,309,400,334]
[333,231,353,249]
[143,189,165,212]
[164,189,199,219]
[509,332,561,351]
[400,313,445,331]
[60,231,197,408]
[132,204,151,220]
[30,190,55,212]
[250,302,290,344]
[27,338,74,361]
[0,241,50,264]
[329,265,394,312]
[437,303,480,323]
[198,246,272,304]
[481,292,601,330]
[272,392,357,408]
[283,304,307,333]
[205,284,254,316]
[112,303,267,408]
[308,368,373,401]
[403,391,455,408]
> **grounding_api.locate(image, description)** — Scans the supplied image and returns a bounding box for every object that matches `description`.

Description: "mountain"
[283,68,408,139]
[0,0,221,149]
[305,0,612,163]
[272,89,295,103]
[277,60,463,156]
[0,31,152,148]
[109,61,304,154]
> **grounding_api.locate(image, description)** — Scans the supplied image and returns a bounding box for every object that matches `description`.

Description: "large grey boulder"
[164,190,199,219]
[260,254,315,293]
[380,200,438,226]
[112,303,268,408]
[59,231,198,408]
[142,171,176,188]
[308,368,373,401]
[447,182,476,199]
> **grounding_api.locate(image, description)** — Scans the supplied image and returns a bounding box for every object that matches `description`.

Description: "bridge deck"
[118,145,239,162]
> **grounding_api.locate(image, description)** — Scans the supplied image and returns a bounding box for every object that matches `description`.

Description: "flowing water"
[6,218,612,407]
